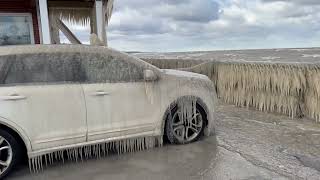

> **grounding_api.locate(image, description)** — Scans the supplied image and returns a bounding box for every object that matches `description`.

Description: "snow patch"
[261,56,281,60]
[302,54,320,58]
[224,54,237,57]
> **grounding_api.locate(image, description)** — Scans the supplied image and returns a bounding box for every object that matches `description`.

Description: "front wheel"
[165,103,205,144]
[0,129,21,179]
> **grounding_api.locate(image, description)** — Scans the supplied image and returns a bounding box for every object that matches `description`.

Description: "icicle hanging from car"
[28,136,163,172]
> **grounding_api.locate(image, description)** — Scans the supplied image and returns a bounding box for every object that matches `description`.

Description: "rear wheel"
[0,129,21,179]
[166,104,205,144]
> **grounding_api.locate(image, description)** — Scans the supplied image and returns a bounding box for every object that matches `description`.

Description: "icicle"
[35,157,38,173]
[54,151,58,161]
[28,159,32,173]
[51,153,54,164]
[28,136,163,173]
[31,158,35,173]
[32,158,36,173]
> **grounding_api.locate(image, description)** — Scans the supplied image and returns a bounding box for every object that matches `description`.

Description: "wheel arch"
[161,96,209,136]
[0,117,32,155]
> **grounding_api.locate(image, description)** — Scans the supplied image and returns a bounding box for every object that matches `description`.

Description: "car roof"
[0,44,160,71]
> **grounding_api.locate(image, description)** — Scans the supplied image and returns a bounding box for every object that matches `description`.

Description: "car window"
[1,53,84,85]
[81,52,144,83]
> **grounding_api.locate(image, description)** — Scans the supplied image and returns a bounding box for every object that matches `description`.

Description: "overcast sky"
[68,0,320,52]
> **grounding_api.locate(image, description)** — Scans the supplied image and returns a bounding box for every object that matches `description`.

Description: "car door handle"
[0,94,27,101]
[91,91,110,96]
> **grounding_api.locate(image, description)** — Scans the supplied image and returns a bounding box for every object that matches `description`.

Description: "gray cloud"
[154,1,219,22]
[109,0,220,36]
[114,0,195,11]
[69,0,320,51]
[262,0,320,5]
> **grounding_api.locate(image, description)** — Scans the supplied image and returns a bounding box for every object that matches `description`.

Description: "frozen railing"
[137,48,320,122]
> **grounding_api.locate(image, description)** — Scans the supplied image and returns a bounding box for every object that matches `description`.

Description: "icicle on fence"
[143,58,320,122]
[208,63,306,118]
[29,136,163,172]
[305,66,320,122]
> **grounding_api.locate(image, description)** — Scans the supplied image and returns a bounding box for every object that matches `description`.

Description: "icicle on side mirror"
[144,69,158,81]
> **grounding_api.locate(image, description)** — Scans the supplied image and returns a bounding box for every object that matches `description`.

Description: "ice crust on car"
[0,45,217,172]
[0,45,156,84]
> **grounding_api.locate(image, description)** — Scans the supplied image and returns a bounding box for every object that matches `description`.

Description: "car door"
[0,52,87,150]
[80,52,161,141]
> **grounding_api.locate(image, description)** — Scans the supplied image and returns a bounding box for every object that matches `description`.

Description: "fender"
[0,116,32,153]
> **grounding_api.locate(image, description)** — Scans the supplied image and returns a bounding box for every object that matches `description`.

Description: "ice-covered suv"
[0,45,216,178]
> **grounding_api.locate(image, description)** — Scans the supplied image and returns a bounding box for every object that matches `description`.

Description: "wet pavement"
[8,103,320,180]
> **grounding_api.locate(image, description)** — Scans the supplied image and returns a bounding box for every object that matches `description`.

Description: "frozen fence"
[139,51,320,122]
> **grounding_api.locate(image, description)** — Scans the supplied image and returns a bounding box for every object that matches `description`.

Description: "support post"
[90,6,97,34]
[95,0,106,45]
[38,0,51,44]
[49,15,60,44]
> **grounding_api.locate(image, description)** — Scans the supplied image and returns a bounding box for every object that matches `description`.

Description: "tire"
[165,103,206,144]
[0,129,21,179]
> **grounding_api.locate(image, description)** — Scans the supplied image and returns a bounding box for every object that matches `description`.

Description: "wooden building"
[0,0,114,46]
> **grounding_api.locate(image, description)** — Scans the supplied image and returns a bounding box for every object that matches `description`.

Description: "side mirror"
[144,69,158,81]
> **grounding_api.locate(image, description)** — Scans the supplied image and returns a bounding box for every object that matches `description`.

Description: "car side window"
[81,52,144,83]
[1,53,83,85]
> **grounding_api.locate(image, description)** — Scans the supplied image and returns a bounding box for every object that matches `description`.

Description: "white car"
[0,45,216,178]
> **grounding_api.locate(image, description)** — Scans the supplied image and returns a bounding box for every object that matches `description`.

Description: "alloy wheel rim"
[171,109,203,142]
[0,136,12,175]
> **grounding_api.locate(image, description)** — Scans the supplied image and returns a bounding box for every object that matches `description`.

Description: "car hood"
[161,69,210,81]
